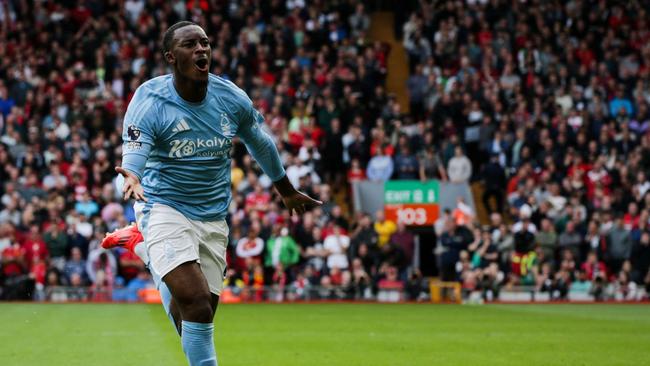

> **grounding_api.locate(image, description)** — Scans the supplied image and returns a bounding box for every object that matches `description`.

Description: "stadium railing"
[5,284,647,303]
[20,284,412,303]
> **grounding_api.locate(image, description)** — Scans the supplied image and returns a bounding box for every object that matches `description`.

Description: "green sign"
[384,180,439,204]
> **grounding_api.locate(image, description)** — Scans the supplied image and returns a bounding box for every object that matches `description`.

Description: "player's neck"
[173,75,208,103]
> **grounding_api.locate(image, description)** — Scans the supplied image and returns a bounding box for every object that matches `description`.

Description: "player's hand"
[282,191,322,216]
[116,166,147,202]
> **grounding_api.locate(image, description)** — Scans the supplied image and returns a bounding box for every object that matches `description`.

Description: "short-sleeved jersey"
[122,74,284,221]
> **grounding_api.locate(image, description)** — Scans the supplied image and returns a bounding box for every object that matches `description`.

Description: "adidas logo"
[172,119,191,133]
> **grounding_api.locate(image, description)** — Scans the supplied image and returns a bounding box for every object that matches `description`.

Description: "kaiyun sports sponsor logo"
[169,136,232,158]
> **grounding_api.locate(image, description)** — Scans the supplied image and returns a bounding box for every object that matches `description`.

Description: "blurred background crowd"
[1,0,650,303]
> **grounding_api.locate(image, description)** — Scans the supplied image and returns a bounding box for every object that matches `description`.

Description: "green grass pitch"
[1,303,649,365]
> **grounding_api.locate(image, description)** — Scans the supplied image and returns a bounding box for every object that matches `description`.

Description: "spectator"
[511,218,537,285]
[74,189,99,218]
[374,210,396,248]
[1,240,27,279]
[22,225,49,271]
[452,197,475,227]
[418,145,447,181]
[42,163,69,191]
[393,144,419,180]
[366,144,394,182]
[607,217,633,274]
[406,64,428,119]
[348,4,370,38]
[609,86,634,117]
[470,228,499,269]
[63,247,88,285]
[86,249,116,287]
[323,224,351,270]
[447,146,472,184]
[350,214,379,254]
[535,218,558,264]
[0,86,15,118]
[245,184,271,218]
[558,221,583,261]
[437,219,473,282]
[235,222,265,271]
[631,231,650,284]
[265,227,300,270]
[581,251,608,282]
[347,158,366,184]
[43,222,69,271]
[389,221,415,267]
[118,248,144,284]
[124,270,153,302]
[350,258,371,299]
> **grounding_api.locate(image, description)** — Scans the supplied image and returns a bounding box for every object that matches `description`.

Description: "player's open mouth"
[195,58,209,72]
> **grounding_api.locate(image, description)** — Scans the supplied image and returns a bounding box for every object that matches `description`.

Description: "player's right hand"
[116,166,147,202]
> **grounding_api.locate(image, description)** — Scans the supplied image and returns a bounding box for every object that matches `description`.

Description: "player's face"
[170,25,211,82]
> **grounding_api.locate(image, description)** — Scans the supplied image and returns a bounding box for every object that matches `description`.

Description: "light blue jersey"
[121,74,285,221]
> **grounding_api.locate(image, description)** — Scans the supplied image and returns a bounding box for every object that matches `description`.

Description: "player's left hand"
[282,191,323,216]
[116,166,147,202]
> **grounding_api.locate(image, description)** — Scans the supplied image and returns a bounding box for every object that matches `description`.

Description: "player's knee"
[176,291,213,322]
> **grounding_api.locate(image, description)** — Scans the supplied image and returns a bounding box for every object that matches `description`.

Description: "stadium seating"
[1,1,649,303]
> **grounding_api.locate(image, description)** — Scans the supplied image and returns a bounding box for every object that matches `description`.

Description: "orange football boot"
[101,223,143,253]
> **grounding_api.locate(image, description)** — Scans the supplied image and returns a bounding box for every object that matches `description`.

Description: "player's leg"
[145,204,217,366]
[164,294,216,337]
[195,218,229,315]
[173,217,229,364]
[163,262,217,366]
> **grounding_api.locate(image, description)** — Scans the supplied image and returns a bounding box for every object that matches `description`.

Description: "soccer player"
[104,21,321,366]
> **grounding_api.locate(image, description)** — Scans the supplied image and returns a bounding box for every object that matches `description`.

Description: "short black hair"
[162,21,198,53]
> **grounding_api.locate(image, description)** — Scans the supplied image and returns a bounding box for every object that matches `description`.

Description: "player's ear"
[164,51,175,65]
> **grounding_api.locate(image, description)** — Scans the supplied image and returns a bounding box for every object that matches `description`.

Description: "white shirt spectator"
[447,148,472,183]
[42,172,68,191]
[323,232,350,270]
[636,181,650,198]
[112,78,125,98]
[298,145,321,163]
[286,162,320,187]
[366,155,394,181]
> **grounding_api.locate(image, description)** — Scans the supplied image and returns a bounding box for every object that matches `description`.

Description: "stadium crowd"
[0,0,650,303]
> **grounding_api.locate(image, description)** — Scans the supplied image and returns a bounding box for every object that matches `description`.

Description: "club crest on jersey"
[220,113,231,135]
[127,124,141,140]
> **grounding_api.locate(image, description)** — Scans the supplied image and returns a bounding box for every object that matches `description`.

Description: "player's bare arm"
[273,175,323,215]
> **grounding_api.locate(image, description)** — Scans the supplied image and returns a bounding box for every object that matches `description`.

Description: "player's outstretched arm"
[273,175,322,215]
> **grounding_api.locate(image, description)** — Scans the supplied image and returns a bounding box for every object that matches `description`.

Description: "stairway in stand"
[368,11,410,113]
[470,182,491,225]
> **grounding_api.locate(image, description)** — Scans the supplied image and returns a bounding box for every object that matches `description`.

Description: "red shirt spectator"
[347,159,366,182]
[245,185,271,217]
[21,226,49,268]
[581,252,608,281]
[2,243,27,277]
